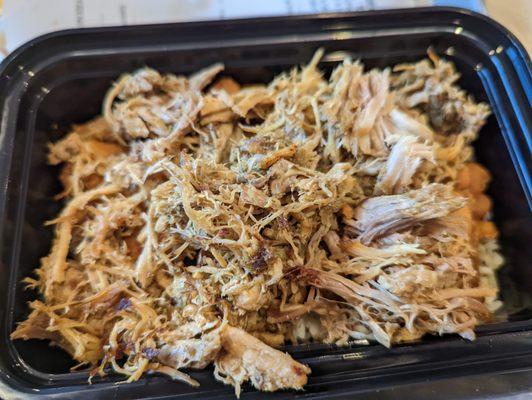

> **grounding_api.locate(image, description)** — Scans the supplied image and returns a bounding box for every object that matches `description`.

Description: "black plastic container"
[0,7,531,400]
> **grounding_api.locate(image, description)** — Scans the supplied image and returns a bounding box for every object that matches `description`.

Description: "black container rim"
[0,6,531,78]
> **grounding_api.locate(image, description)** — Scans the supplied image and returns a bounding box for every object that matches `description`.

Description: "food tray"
[0,7,530,399]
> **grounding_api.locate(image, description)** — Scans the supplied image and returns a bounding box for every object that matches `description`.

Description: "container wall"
[0,8,530,399]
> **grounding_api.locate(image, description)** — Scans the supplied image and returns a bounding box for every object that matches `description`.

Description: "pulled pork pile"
[12,50,502,395]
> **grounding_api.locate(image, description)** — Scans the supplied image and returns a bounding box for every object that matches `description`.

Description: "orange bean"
[212,77,241,94]
[456,166,471,190]
[466,163,491,194]
[476,221,498,239]
[471,193,492,219]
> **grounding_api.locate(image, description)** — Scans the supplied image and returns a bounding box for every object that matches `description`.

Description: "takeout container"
[0,7,530,399]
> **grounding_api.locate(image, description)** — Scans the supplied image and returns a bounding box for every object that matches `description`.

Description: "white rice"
[478,238,505,313]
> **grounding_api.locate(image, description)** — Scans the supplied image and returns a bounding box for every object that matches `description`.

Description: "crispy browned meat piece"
[214,326,310,396]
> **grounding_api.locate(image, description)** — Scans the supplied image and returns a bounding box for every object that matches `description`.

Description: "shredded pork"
[12,50,501,395]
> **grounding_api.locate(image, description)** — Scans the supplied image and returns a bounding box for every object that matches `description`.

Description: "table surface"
[485,0,531,53]
[0,1,529,57]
